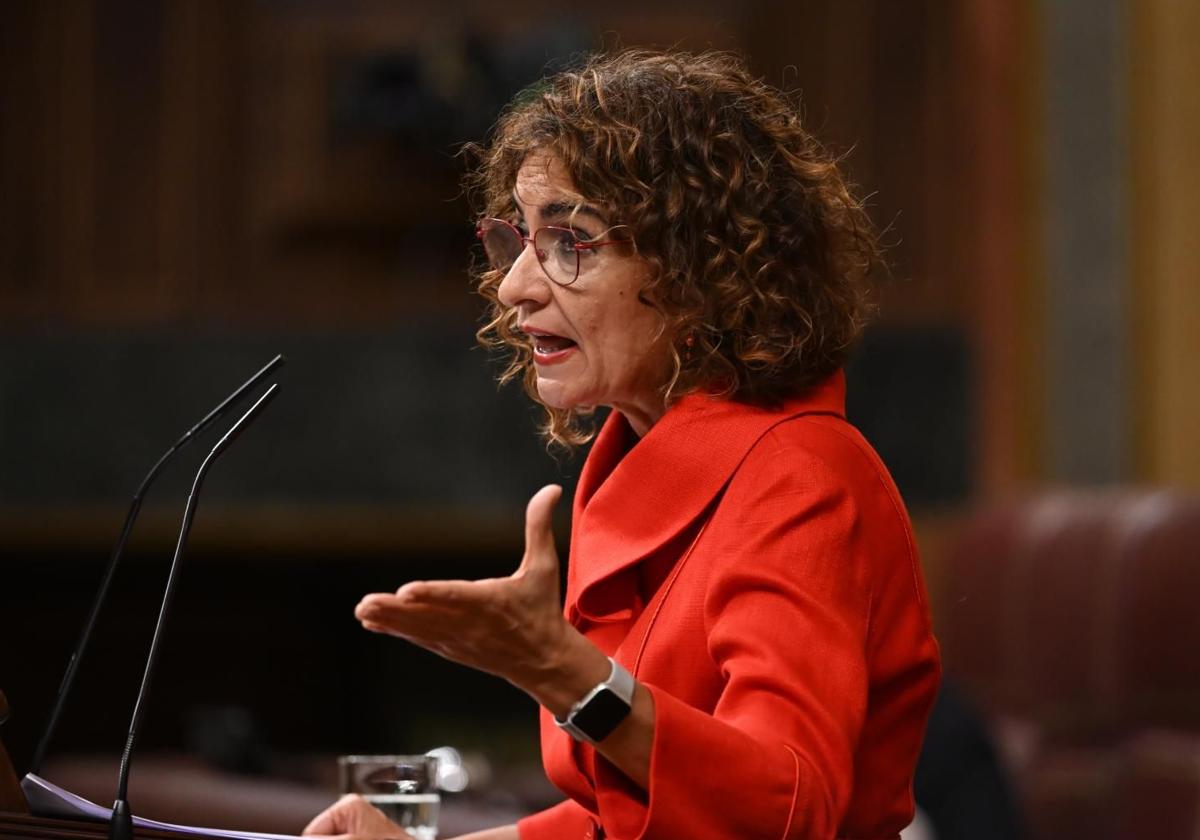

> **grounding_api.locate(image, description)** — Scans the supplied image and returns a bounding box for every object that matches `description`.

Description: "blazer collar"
[567,370,847,623]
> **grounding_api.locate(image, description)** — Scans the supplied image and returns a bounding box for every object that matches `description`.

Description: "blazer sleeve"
[517,798,596,839]
[591,426,900,839]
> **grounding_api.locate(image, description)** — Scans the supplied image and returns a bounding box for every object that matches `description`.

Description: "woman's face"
[496,153,672,434]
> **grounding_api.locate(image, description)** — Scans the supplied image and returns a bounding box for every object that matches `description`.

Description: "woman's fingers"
[302,794,411,838]
[399,579,494,607]
[349,485,570,684]
[355,594,460,640]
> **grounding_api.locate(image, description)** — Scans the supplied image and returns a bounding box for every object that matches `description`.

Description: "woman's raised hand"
[355,485,608,711]
[302,794,414,839]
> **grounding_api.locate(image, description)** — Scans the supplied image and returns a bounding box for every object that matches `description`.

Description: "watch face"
[573,686,632,742]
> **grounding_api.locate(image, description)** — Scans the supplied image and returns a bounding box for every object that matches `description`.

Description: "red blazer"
[517,372,941,840]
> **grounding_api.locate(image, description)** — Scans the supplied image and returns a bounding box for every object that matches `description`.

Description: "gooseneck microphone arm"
[27,354,285,777]
[108,384,279,840]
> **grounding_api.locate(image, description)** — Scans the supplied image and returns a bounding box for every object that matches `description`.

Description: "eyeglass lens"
[479,221,580,286]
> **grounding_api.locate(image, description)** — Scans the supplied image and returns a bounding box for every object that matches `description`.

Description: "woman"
[305,49,940,840]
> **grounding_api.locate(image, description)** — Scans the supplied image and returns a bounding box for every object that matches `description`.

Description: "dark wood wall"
[2,0,1030,501]
[1,0,1014,332]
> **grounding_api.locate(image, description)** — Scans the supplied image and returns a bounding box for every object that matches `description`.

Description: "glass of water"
[338,754,440,840]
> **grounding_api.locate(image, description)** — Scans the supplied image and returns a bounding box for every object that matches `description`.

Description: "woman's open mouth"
[525,328,578,364]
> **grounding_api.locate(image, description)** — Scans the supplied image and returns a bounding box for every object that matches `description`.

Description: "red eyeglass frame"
[475,217,629,286]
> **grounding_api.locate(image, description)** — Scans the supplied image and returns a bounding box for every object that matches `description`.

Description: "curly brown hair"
[464,49,881,448]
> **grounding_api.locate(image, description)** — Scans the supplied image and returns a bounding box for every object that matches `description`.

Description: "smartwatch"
[554,657,635,745]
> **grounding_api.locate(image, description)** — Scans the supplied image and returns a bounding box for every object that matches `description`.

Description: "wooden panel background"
[0,0,1028,491]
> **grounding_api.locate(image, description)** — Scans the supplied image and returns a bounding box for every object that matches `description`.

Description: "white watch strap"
[604,657,636,704]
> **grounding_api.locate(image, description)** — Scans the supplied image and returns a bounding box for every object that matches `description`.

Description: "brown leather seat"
[940,491,1200,840]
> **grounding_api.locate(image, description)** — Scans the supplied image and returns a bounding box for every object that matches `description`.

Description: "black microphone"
[26,354,285,778]
[108,383,280,840]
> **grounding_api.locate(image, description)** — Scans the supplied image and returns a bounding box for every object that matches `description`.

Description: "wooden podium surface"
[0,812,219,840]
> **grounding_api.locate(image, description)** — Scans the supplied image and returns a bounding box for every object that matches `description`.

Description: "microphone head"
[210,383,279,456]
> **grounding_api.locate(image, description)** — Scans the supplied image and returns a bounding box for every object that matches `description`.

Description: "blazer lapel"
[566,370,847,624]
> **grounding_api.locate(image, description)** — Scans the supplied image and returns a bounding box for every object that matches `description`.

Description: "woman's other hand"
[302,794,414,839]
[354,484,610,716]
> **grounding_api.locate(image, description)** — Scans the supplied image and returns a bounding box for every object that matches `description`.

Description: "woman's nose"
[497,244,551,309]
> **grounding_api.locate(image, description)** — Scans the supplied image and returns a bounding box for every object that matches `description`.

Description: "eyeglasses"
[475,217,628,287]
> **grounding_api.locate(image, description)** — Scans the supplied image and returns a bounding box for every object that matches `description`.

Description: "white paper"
[21,773,303,840]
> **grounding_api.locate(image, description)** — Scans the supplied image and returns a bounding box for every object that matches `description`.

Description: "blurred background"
[1,1,1196,838]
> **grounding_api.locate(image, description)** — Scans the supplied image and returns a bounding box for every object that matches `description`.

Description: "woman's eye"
[552,231,577,256]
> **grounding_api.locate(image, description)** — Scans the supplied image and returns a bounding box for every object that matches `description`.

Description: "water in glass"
[363,792,440,840]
